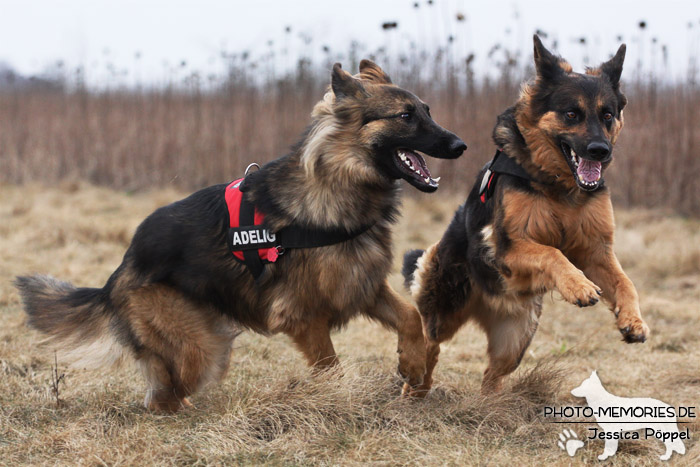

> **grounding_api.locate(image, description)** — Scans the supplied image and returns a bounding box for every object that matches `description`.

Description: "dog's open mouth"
[561,142,602,191]
[394,149,440,191]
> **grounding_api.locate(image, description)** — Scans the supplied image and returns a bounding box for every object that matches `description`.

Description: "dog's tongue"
[406,151,431,178]
[577,159,602,183]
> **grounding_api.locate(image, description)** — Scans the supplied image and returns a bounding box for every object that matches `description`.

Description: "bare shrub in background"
[0,34,698,215]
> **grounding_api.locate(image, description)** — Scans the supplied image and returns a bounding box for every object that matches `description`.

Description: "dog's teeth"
[433,177,441,182]
[415,169,421,174]
[424,177,430,183]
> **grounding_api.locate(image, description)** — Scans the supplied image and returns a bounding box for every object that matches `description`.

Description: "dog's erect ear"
[331,63,365,100]
[358,59,393,85]
[533,35,566,83]
[600,44,626,88]
[591,370,600,382]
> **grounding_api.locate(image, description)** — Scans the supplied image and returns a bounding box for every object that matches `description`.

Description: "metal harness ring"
[244,163,261,176]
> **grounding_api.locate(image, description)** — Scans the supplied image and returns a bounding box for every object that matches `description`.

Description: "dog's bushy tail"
[402,249,425,289]
[14,275,126,368]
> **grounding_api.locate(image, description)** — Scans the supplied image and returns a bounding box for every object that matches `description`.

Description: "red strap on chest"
[225,179,278,262]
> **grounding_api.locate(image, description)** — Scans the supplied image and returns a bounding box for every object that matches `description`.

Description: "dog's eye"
[603,112,613,121]
[400,112,412,120]
[565,111,577,120]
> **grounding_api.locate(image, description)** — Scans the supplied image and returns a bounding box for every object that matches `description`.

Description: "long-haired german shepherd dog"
[403,36,649,394]
[15,60,466,411]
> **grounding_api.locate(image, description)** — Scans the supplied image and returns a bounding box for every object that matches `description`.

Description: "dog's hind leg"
[288,315,339,371]
[400,243,473,395]
[408,243,472,345]
[128,285,236,412]
[139,352,189,412]
[478,300,541,394]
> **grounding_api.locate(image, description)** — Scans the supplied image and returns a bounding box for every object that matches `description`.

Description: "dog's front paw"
[557,272,602,307]
[396,359,425,388]
[401,381,431,398]
[616,309,649,343]
[396,339,427,390]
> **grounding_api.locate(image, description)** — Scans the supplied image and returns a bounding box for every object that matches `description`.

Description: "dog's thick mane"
[243,87,400,233]
[492,105,527,161]
[492,103,561,189]
[300,91,343,177]
[301,70,394,180]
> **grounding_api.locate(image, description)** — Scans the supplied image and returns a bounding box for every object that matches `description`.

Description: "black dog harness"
[225,175,375,281]
[479,149,534,203]
[479,148,605,203]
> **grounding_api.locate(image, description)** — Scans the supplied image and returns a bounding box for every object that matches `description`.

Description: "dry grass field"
[0,182,699,465]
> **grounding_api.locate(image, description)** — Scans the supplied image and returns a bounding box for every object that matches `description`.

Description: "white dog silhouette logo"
[570,371,686,461]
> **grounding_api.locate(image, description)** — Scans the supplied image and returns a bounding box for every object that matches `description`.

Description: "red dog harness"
[225,175,375,281]
[225,178,281,264]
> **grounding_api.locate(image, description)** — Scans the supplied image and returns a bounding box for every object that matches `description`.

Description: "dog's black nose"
[449,138,467,157]
[587,141,610,160]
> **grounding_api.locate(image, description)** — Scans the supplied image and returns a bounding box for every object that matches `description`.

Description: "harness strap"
[226,175,375,282]
[276,223,373,250]
[239,195,265,280]
[479,149,533,203]
[490,149,532,180]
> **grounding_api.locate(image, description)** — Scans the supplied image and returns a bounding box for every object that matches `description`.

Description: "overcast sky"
[0,0,698,85]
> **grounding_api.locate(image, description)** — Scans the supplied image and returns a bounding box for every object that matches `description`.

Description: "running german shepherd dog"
[403,36,649,394]
[15,60,466,411]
